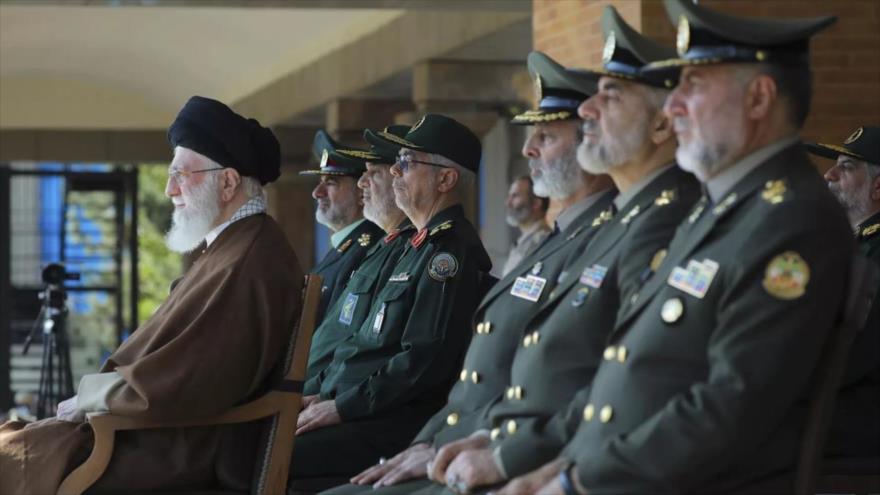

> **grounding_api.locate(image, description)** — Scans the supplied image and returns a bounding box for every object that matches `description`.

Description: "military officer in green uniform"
[426,9,700,494]
[301,131,385,323]
[495,1,854,493]
[288,114,492,486]
[305,125,416,383]
[324,50,617,495]
[808,125,880,458]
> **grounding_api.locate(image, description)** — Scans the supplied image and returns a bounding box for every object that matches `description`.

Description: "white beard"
[529,147,582,200]
[166,174,221,253]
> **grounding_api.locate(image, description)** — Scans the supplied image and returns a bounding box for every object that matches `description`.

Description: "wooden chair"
[57,274,323,495]
[794,254,879,495]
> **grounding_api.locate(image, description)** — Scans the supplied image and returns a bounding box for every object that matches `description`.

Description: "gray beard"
[166,175,221,253]
[530,147,582,199]
[829,182,873,226]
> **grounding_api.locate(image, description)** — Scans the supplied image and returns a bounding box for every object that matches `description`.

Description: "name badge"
[667,258,719,299]
[580,264,608,289]
[388,272,410,282]
[372,303,387,334]
[338,293,358,326]
[510,275,547,302]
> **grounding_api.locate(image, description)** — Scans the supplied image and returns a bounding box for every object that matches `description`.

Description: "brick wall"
[534,0,880,150]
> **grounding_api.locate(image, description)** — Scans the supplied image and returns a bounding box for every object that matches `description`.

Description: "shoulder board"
[337,238,353,253]
[429,220,454,237]
[761,179,787,205]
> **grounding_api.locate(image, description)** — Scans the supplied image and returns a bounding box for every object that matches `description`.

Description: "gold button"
[583,404,595,422]
[447,412,459,426]
[511,386,523,400]
[476,322,484,334]
[471,371,480,384]
[523,335,532,347]
[506,387,515,399]
[603,346,616,360]
[616,346,628,363]
[483,322,492,333]
[459,369,467,382]
[600,405,613,423]
[491,427,501,440]
[506,420,517,435]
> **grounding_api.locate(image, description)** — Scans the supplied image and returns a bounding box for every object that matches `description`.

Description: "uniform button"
[616,346,628,363]
[446,412,459,426]
[630,293,639,305]
[531,331,540,344]
[603,346,616,360]
[490,427,501,440]
[600,405,613,423]
[523,335,532,347]
[483,322,492,333]
[506,387,514,399]
[583,404,595,422]
[471,371,481,384]
[459,369,467,382]
[506,420,517,435]
[476,323,484,334]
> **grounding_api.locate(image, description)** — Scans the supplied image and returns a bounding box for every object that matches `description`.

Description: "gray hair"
[426,152,476,197]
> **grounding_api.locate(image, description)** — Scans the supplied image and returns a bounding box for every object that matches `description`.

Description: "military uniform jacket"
[827,209,880,457]
[311,219,384,323]
[564,145,854,494]
[305,220,416,388]
[317,205,492,422]
[489,166,700,477]
[412,190,617,448]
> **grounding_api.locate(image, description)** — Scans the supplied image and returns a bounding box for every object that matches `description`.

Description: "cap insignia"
[534,75,544,101]
[410,115,426,134]
[845,127,864,145]
[320,149,330,168]
[358,233,372,247]
[762,180,787,205]
[763,251,810,300]
[677,15,690,56]
[602,31,616,64]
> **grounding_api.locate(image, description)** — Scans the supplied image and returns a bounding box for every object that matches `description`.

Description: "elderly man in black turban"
[0,96,304,494]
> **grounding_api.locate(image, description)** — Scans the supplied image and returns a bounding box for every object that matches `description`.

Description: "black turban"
[167,96,281,185]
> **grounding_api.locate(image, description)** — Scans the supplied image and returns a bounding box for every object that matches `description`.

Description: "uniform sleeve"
[335,242,480,421]
[572,202,853,492]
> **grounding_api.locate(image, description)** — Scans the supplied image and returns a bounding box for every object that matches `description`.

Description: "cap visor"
[804,142,864,161]
[511,109,575,125]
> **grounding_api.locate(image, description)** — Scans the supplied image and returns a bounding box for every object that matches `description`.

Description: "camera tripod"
[22,285,75,419]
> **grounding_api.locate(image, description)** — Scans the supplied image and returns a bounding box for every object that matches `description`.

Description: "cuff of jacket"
[76,371,124,413]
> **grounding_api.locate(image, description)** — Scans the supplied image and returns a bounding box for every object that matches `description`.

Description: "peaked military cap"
[300,130,374,177]
[583,6,678,88]
[362,124,411,165]
[806,126,880,166]
[643,0,836,74]
[511,51,596,125]
[168,95,281,185]
[364,113,482,173]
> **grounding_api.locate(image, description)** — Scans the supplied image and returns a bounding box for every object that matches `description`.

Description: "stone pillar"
[409,59,532,274]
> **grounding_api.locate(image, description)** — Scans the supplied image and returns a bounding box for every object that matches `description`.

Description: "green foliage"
[137,164,181,323]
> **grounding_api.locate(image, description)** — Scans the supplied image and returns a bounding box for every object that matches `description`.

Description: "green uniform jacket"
[491,166,701,477]
[412,190,617,449]
[311,219,385,323]
[565,145,854,493]
[305,221,416,387]
[827,209,880,457]
[317,205,492,425]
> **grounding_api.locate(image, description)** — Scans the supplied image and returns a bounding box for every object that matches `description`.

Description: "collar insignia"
[358,233,372,246]
[762,180,787,205]
[338,238,353,253]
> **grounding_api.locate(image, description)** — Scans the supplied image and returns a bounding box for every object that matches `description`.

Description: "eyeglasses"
[168,167,225,183]
[395,154,451,172]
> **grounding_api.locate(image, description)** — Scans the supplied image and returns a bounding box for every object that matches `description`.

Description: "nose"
[165,175,179,198]
[390,162,403,177]
[521,133,539,159]
[578,94,599,121]
[663,87,686,121]
[312,182,326,199]
[357,172,370,190]
[505,195,516,209]
[824,165,840,182]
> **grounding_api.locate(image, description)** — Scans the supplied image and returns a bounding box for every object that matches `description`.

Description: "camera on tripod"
[21,263,80,419]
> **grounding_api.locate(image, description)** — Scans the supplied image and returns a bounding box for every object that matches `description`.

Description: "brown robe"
[0,214,303,494]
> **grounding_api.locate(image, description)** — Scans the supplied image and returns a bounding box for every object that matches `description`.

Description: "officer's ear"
[744,72,777,122]
[220,168,242,202]
[650,109,674,145]
[870,165,880,202]
[437,167,460,193]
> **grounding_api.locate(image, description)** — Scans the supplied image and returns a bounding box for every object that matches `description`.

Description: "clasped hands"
[296,394,342,435]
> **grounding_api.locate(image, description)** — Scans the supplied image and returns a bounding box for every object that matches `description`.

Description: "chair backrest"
[794,253,879,494]
[252,274,322,495]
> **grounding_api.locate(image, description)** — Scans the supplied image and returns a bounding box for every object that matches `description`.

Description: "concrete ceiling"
[0,1,531,130]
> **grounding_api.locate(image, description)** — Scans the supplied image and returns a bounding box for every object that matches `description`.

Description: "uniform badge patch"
[428,252,459,282]
[339,293,358,325]
[668,258,719,299]
[571,287,590,307]
[763,251,810,300]
[580,264,608,289]
[510,275,547,302]
[372,302,387,334]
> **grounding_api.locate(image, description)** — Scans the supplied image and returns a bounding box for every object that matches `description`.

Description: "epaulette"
[337,238,353,253]
[654,189,677,206]
[358,233,373,247]
[761,179,787,205]
[429,220,454,237]
[861,223,880,239]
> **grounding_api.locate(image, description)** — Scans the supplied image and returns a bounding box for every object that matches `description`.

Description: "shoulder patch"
[655,189,677,206]
[338,238,353,253]
[861,223,880,239]
[761,180,787,205]
[358,233,372,247]
[428,252,459,282]
[429,220,454,237]
[763,251,810,300]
